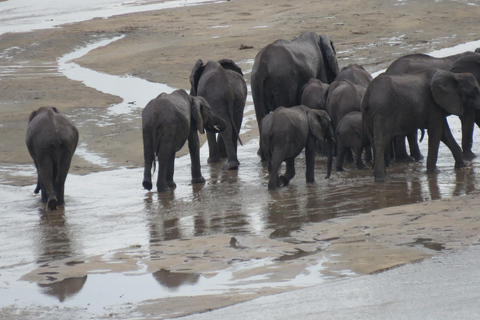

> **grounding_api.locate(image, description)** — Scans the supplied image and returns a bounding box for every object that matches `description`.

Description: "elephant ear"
[28,110,38,123]
[218,59,244,76]
[320,35,340,83]
[189,59,205,96]
[431,69,464,117]
[192,97,206,134]
[307,109,327,142]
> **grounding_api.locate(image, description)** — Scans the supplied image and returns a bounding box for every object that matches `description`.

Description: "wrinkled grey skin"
[332,63,373,89]
[189,59,247,170]
[142,89,226,192]
[362,69,480,182]
[251,31,339,152]
[450,53,480,159]
[26,107,79,210]
[300,78,330,111]
[260,105,334,190]
[385,50,479,161]
[335,111,371,171]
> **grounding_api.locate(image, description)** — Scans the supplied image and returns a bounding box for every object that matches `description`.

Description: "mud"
[2,0,480,319]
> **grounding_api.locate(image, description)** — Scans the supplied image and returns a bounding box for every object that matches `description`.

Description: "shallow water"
[2,16,480,317]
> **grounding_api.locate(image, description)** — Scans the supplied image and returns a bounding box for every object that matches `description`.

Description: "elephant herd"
[26,31,480,209]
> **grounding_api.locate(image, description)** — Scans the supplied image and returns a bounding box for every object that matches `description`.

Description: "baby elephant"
[142,89,226,192]
[260,105,334,190]
[335,111,371,171]
[26,107,79,210]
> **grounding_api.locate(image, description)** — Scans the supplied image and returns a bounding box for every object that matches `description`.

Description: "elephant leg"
[37,157,57,209]
[268,149,283,190]
[373,134,389,182]
[281,158,296,186]
[188,131,206,184]
[156,151,171,193]
[207,131,221,163]
[336,142,346,172]
[56,153,73,205]
[440,119,466,170]
[217,135,227,158]
[142,130,154,190]
[221,127,240,170]
[354,146,365,170]
[407,132,423,162]
[395,135,414,162]
[461,110,476,160]
[305,138,316,183]
[166,153,176,190]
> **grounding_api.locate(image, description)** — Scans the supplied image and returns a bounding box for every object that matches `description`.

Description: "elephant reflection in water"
[38,276,87,302]
[152,269,199,290]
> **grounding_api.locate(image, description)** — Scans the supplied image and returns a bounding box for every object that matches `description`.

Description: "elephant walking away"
[385,50,480,161]
[142,89,226,192]
[26,107,79,210]
[189,59,247,170]
[335,111,371,171]
[260,105,334,190]
[251,32,339,147]
[362,69,480,182]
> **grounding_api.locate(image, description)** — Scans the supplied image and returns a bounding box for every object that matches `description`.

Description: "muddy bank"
[2,0,480,319]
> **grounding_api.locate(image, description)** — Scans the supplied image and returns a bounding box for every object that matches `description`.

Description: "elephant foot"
[143,180,153,190]
[34,183,40,194]
[426,167,440,174]
[48,197,58,210]
[336,167,344,172]
[413,154,424,162]
[226,160,240,170]
[279,175,289,186]
[208,157,221,164]
[454,161,467,169]
[167,181,177,190]
[463,151,476,160]
[374,174,387,182]
[191,176,206,184]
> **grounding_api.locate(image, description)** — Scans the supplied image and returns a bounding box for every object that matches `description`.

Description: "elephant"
[332,63,373,89]
[385,50,480,161]
[189,59,247,170]
[260,105,334,190]
[335,111,371,171]
[450,53,480,159]
[26,107,79,210]
[251,31,339,138]
[142,89,226,192]
[300,78,330,111]
[362,69,480,182]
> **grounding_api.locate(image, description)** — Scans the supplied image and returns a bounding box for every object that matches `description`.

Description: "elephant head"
[319,35,340,84]
[431,69,480,117]
[28,106,60,123]
[306,108,335,178]
[191,96,226,134]
[189,59,243,96]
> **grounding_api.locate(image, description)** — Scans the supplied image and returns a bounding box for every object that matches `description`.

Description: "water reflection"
[152,269,200,291]
[38,276,88,302]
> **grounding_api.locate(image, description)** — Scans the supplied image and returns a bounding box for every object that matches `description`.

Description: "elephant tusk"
[213,125,221,131]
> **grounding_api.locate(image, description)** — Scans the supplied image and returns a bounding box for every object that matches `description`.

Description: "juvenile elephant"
[26,107,79,210]
[335,111,371,171]
[251,31,339,133]
[385,50,479,161]
[142,89,226,192]
[189,59,247,170]
[300,78,330,111]
[332,63,373,88]
[362,69,480,182]
[260,105,334,190]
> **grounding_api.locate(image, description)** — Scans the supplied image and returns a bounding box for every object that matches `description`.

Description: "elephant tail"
[419,129,425,143]
[228,102,243,146]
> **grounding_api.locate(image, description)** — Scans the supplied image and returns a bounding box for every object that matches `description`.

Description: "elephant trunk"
[325,138,334,179]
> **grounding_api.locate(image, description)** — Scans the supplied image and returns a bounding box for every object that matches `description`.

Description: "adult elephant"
[189,59,247,170]
[251,31,339,135]
[362,69,480,182]
[142,89,226,192]
[26,107,79,210]
[450,53,480,159]
[385,50,479,161]
[260,105,334,190]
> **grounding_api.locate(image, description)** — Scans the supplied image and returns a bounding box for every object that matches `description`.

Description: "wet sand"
[2,0,480,319]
